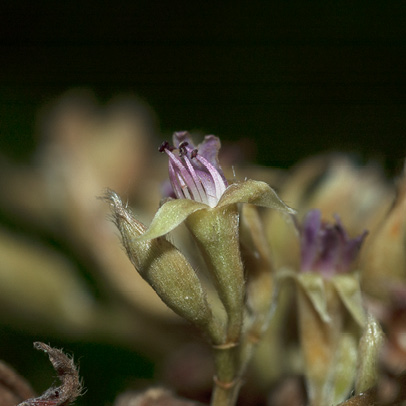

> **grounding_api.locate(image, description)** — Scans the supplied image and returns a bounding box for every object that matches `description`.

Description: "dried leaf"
[18,342,82,406]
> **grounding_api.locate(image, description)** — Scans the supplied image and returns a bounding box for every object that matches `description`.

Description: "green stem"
[210,345,241,406]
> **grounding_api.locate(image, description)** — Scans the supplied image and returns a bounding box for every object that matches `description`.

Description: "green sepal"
[275,269,330,324]
[138,198,207,241]
[139,180,295,242]
[331,272,366,327]
[218,179,296,214]
[296,272,331,323]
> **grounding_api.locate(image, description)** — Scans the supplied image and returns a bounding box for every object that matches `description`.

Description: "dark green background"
[1,2,406,172]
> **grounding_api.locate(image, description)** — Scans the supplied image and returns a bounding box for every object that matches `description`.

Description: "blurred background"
[2,2,406,171]
[0,2,406,405]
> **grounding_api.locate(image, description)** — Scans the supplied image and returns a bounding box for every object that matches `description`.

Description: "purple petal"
[197,135,222,167]
[173,131,195,149]
[300,209,322,271]
[197,135,228,185]
[161,179,176,199]
[299,210,368,275]
[316,224,341,276]
[195,154,227,202]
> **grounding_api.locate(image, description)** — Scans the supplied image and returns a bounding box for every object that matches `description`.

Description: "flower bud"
[105,190,220,341]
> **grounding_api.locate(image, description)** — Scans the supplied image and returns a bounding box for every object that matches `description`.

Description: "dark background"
[1,2,406,172]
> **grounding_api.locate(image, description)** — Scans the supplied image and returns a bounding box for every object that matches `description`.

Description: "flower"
[300,209,368,277]
[141,131,295,344]
[159,132,228,208]
[141,132,295,242]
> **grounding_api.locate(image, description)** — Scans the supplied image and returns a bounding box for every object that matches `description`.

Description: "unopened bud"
[105,190,220,341]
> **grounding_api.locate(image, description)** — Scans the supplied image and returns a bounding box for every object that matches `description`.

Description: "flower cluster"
[106,131,400,406]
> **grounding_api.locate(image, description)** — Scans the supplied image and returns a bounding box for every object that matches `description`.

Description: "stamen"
[168,159,185,199]
[191,149,198,159]
[165,149,196,195]
[183,155,207,204]
[179,177,192,200]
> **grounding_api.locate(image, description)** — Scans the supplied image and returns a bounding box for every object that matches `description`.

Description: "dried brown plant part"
[114,387,204,406]
[18,342,82,406]
[0,360,36,406]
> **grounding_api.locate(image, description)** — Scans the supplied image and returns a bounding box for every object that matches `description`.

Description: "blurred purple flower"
[159,132,228,208]
[300,209,368,277]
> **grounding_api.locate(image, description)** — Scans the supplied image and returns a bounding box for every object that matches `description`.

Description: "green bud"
[105,190,220,341]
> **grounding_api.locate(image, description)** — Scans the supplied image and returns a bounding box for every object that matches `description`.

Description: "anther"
[191,149,198,159]
[159,141,175,153]
[179,141,189,156]
[158,141,169,152]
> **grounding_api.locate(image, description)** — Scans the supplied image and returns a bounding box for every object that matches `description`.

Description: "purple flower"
[300,209,368,277]
[159,132,228,208]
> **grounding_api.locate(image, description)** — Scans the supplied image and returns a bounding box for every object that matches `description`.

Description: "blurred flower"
[299,209,368,277]
[278,212,369,406]
[264,154,394,271]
